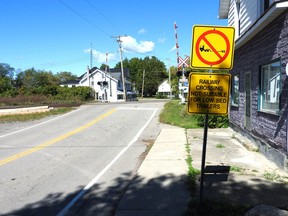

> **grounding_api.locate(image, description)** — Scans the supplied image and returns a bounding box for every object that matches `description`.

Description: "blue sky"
[0,0,227,76]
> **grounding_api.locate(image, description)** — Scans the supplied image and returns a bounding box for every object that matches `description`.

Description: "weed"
[263,170,281,181]
[216,143,225,148]
[230,166,243,172]
[185,129,200,189]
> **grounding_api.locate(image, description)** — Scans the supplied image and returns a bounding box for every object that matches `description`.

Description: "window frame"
[259,59,281,115]
[231,74,240,107]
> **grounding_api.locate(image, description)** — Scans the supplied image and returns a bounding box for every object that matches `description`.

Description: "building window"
[260,60,281,114]
[259,0,271,16]
[231,75,239,106]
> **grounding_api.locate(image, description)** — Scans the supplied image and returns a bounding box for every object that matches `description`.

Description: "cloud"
[138,28,146,34]
[169,45,176,52]
[84,49,118,63]
[121,36,154,53]
[158,37,166,43]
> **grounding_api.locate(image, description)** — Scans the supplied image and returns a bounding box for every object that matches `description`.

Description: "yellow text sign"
[190,25,235,69]
[187,73,231,115]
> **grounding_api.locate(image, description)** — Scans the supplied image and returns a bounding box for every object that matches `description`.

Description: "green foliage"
[159,100,229,129]
[0,76,13,93]
[193,114,229,128]
[55,71,78,84]
[0,64,94,106]
[0,63,15,94]
[115,56,167,96]
[159,100,200,129]
[54,86,94,101]
[0,63,14,78]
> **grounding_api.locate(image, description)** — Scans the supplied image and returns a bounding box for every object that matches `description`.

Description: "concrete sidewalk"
[115,128,190,216]
[115,127,288,215]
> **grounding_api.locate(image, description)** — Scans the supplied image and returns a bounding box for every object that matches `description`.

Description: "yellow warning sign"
[187,73,231,115]
[190,25,235,69]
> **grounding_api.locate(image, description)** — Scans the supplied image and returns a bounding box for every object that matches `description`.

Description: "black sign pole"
[197,113,209,214]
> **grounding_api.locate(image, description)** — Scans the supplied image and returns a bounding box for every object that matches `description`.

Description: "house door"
[244,71,252,131]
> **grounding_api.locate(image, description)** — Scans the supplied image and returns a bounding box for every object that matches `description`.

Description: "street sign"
[190,25,235,69]
[178,56,190,69]
[187,73,231,115]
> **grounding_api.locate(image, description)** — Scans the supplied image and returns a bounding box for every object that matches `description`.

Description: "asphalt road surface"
[0,101,165,216]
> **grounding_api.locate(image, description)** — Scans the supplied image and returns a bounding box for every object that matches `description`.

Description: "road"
[0,101,165,216]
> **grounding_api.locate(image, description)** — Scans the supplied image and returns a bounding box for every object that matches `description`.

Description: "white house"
[157,80,172,98]
[79,67,118,102]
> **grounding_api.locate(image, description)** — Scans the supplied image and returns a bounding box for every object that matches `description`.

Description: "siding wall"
[228,0,277,38]
[229,10,288,157]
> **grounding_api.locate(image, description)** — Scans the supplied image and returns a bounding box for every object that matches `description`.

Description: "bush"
[53,86,94,101]
[193,114,229,128]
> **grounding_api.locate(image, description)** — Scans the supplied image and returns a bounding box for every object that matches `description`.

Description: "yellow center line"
[0,108,117,167]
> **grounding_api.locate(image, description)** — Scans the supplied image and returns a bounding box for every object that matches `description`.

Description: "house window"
[260,0,271,16]
[260,60,281,114]
[231,75,239,106]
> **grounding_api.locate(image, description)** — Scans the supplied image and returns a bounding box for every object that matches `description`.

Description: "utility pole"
[90,43,93,69]
[142,69,145,98]
[166,58,172,99]
[112,35,127,101]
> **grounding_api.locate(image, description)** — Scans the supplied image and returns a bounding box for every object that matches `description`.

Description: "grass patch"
[230,166,243,173]
[0,107,74,123]
[263,170,281,181]
[185,130,200,188]
[216,143,225,148]
[159,100,200,128]
[159,100,228,129]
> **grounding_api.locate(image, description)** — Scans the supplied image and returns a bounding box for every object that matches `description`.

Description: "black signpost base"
[197,113,209,215]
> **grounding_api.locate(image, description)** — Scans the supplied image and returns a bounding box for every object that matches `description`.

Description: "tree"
[169,66,179,96]
[0,63,14,79]
[114,56,167,96]
[99,64,109,71]
[0,63,15,93]
[55,71,78,84]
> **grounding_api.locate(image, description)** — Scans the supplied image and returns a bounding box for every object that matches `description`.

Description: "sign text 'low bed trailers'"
[187,73,231,115]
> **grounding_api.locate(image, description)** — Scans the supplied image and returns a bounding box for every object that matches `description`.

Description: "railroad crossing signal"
[178,56,190,69]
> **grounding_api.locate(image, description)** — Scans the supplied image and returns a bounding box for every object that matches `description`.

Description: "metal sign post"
[197,114,208,214]
[189,25,235,214]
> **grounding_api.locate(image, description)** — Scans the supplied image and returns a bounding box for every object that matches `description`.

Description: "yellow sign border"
[187,73,231,115]
[190,25,235,70]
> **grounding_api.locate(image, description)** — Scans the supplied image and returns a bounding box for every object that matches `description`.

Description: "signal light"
[176,71,182,77]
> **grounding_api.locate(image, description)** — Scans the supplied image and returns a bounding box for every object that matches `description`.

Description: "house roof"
[60,80,79,85]
[79,67,117,84]
[109,68,130,78]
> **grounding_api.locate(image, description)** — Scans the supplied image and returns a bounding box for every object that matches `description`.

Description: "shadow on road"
[3,169,288,216]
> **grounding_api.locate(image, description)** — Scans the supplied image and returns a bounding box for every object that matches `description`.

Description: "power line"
[58,0,110,37]
[85,0,123,33]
